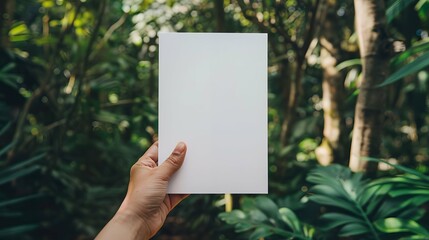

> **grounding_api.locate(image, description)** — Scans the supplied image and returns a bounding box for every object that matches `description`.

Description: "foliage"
[1,0,429,239]
[307,165,425,239]
[221,164,429,240]
[379,43,429,87]
[367,158,429,239]
[0,113,42,238]
[219,196,313,240]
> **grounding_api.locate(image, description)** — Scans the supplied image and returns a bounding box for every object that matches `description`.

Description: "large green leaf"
[248,209,267,222]
[359,183,392,207]
[389,189,429,197]
[375,218,429,236]
[308,195,361,216]
[319,213,365,230]
[378,50,429,87]
[306,165,400,239]
[336,58,362,71]
[365,157,429,182]
[278,207,301,232]
[338,223,370,237]
[254,196,279,218]
[219,198,312,240]
[399,195,429,208]
[310,185,343,198]
[307,166,365,217]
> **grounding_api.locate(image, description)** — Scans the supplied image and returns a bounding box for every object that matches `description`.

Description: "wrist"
[112,211,151,240]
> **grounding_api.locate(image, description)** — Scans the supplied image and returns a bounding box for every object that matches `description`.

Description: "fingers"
[134,142,159,168]
[142,141,159,163]
[157,142,187,181]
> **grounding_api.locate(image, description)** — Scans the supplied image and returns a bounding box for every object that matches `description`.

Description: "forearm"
[96,213,149,240]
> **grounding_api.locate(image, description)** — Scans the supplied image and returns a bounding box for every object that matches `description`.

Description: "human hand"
[96,142,188,240]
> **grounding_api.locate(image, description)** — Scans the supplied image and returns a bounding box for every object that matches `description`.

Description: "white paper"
[158,33,267,194]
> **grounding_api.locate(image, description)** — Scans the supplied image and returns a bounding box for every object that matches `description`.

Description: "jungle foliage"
[0,0,429,239]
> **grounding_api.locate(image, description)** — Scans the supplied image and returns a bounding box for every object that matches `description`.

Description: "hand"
[96,142,188,240]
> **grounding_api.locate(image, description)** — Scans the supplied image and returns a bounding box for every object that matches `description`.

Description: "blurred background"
[1,0,429,239]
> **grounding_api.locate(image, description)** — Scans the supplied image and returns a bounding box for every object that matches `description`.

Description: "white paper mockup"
[158,32,267,194]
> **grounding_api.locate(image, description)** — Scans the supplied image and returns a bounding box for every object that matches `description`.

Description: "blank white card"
[158,33,267,194]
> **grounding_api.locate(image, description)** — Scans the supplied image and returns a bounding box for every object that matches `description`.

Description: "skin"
[96,141,189,240]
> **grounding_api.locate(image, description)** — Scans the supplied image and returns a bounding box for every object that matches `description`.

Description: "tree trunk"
[214,0,225,32]
[279,60,298,146]
[316,2,346,166]
[349,0,390,174]
[0,0,14,48]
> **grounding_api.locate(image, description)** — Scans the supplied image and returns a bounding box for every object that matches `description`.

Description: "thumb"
[157,142,187,181]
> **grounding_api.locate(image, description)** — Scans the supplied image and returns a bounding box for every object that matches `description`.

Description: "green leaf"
[389,189,429,197]
[336,58,362,71]
[9,22,31,42]
[416,0,429,10]
[319,213,366,231]
[271,226,312,239]
[365,193,386,216]
[241,197,256,211]
[397,206,425,221]
[386,0,417,23]
[278,207,301,232]
[249,227,272,240]
[0,142,15,157]
[0,194,42,208]
[0,224,38,237]
[0,121,12,136]
[369,176,419,187]
[235,222,254,233]
[0,63,16,73]
[372,198,421,221]
[0,165,41,185]
[364,157,429,182]
[279,145,295,157]
[359,183,391,207]
[218,210,246,224]
[308,195,360,216]
[0,63,22,89]
[338,223,370,237]
[0,153,44,176]
[248,209,267,222]
[310,185,343,198]
[375,218,429,236]
[378,50,429,87]
[400,235,429,240]
[391,39,429,66]
[399,195,429,207]
[254,196,279,218]
[416,0,429,22]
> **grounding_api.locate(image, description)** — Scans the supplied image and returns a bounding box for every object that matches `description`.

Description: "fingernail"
[173,142,186,154]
